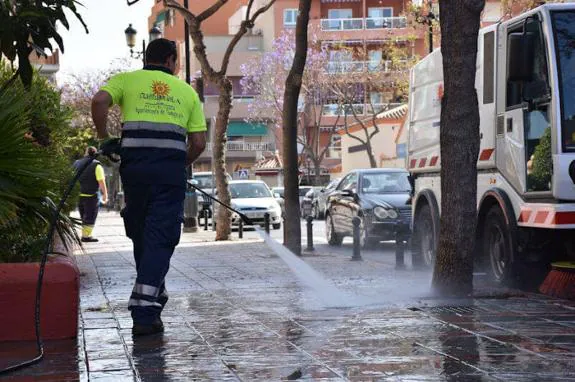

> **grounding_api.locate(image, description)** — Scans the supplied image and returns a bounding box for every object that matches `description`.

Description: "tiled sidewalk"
[2,212,575,381]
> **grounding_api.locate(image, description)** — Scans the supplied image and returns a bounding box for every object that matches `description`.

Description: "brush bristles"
[539,269,575,300]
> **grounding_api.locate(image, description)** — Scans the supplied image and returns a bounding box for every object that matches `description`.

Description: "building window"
[284,9,298,27]
[396,143,406,158]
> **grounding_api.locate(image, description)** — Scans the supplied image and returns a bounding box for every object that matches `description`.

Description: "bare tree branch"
[198,0,229,22]
[220,0,276,75]
[245,0,255,21]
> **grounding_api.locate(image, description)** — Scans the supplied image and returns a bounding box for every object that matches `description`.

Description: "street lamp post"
[124,23,163,65]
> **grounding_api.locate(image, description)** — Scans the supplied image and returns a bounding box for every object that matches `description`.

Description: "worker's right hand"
[99,137,121,161]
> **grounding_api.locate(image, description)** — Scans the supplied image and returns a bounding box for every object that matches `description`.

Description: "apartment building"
[148,0,502,182]
[29,50,60,83]
[148,0,276,177]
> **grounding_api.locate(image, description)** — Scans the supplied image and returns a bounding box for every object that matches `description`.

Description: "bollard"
[203,208,209,231]
[239,218,244,239]
[352,216,362,261]
[264,212,271,234]
[183,190,199,233]
[395,235,406,270]
[306,215,315,252]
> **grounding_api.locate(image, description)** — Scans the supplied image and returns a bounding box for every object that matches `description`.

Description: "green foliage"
[0,66,80,263]
[529,127,553,191]
[0,0,88,87]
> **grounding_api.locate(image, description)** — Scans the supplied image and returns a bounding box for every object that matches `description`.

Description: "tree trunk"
[431,0,484,296]
[365,139,378,168]
[282,0,312,255]
[214,79,233,240]
[314,160,322,186]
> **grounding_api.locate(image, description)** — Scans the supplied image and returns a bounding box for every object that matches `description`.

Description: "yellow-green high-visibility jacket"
[100,66,206,186]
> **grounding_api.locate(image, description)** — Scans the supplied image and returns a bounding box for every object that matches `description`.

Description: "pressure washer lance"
[0,139,121,376]
[186,181,254,226]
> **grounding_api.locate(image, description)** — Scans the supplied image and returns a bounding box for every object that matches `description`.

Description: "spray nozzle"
[98,138,121,163]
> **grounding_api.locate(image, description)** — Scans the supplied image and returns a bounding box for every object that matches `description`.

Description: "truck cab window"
[551,11,575,152]
[506,18,549,108]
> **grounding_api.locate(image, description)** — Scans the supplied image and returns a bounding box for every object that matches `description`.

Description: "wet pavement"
[2,212,575,381]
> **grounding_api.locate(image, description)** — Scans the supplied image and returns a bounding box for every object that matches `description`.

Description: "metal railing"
[321,102,403,116]
[326,60,408,74]
[322,103,365,116]
[321,18,364,31]
[320,16,407,31]
[365,17,407,29]
[368,102,403,114]
[206,141,275,152]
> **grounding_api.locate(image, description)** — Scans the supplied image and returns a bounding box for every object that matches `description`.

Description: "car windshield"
[552,11,575,152]
[230,183,272,199]
[193,175,213,189]
[361,172,411,194]
[299,187,312,196]
[327,179,340,190]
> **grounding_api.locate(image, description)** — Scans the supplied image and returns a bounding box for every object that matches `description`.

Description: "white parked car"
[216,180,282,229]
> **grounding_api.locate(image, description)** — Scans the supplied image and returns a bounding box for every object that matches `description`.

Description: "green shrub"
[0,69,80,263]
[529,127,552,192]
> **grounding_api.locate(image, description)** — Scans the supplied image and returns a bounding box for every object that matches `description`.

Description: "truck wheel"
[326,213,343,246]
[412,204,435,269]
[483,206,516,285]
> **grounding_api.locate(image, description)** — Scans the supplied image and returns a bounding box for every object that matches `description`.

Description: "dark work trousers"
[121,183,185,325]
[78,195,99,225]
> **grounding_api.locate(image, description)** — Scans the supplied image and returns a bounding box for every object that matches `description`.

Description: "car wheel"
[272,223,281,230]
[358,218,376,249]
[483,206,517,285]
[326,213,343,246]
[412,204,435,269]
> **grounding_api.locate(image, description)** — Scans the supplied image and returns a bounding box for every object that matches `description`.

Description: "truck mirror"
[508,32,536,82]
[523,79,549,106]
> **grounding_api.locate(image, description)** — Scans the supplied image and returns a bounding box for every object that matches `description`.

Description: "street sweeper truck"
[407,3,575,285]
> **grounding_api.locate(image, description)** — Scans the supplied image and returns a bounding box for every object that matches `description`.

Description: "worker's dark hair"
[86,146,97,158]
[145,38,177,65]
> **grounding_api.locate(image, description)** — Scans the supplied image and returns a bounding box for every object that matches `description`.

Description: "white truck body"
[407,4,575,282]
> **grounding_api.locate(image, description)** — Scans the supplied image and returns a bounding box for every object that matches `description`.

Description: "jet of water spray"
[254,227,375,308]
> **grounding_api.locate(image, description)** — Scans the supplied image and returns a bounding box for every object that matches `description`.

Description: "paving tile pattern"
[2,213,575,381]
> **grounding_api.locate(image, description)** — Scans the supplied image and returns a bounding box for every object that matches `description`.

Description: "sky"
[57,0,154,82]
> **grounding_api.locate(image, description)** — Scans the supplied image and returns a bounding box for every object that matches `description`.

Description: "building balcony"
[205,141,276,152]
[325,60,407,74]
[320,17,407,31]
[321,103,403,116]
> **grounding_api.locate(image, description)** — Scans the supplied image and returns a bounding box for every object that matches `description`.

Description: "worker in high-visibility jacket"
[91,39,207,336]
[74,146,108,242]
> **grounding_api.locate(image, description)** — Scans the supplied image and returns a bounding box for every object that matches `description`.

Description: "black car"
[301,187,323,218]
[325,169,412,248]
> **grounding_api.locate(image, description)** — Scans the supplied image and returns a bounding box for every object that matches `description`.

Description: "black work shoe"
[132,319,164,336]
[81,237,99,243]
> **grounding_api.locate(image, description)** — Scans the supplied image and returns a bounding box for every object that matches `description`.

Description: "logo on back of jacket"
[138,80,184,119]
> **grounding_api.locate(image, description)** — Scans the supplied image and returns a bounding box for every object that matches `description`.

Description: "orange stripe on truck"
[534,211,549,224]
[554,212,575,225]
[479,148,495,161]
[518,210,532,223]
[419,158,427,168]
[430,156,439,166]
